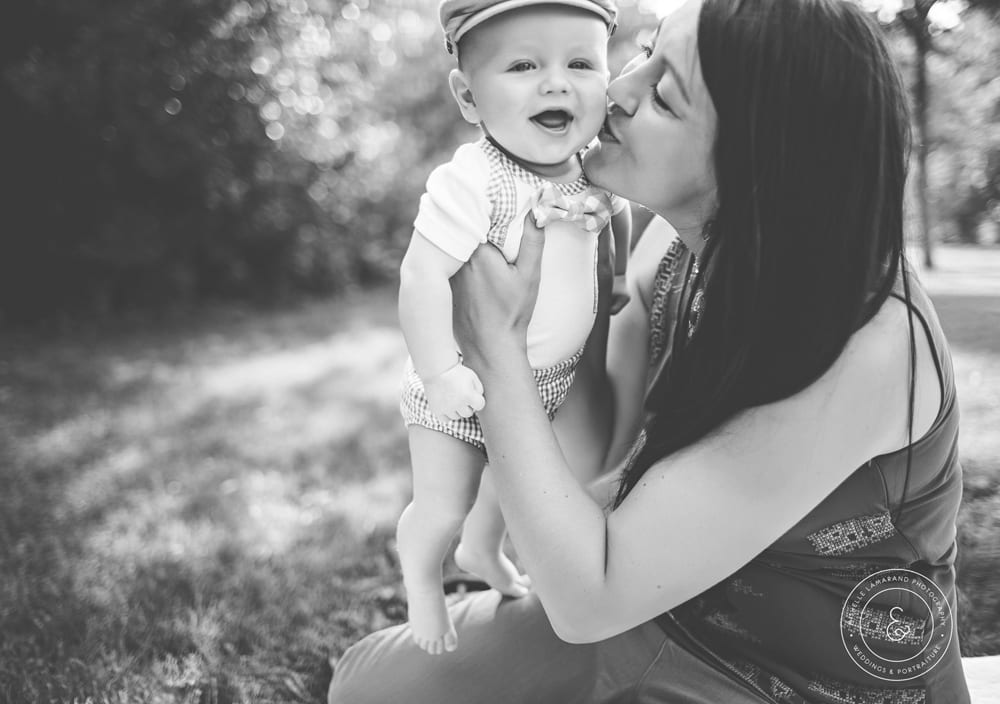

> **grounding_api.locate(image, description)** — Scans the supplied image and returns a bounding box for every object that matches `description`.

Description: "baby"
[396,0,629,654]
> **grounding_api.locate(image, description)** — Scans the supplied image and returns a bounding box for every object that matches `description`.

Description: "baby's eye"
[569,60,593,70]
[509,61,534,72]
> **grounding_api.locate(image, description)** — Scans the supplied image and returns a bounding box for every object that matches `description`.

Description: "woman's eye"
[510,61,534,72]
[651,86,674,115]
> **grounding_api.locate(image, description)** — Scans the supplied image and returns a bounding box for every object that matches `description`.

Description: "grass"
[2,245,998,702]
[913,246,1000,658]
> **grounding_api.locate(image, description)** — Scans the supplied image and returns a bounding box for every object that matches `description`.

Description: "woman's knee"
[327,591,595,704]
[327,630,401,704]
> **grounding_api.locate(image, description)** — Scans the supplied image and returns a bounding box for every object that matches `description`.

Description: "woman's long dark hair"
[615,0,913,505]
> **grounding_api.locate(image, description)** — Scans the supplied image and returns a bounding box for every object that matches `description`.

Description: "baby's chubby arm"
[399,232,485,421]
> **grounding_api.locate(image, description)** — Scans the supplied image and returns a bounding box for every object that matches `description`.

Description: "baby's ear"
[448,69,480,125]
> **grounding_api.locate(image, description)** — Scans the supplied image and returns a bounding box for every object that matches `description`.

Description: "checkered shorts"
[399,348,585,455]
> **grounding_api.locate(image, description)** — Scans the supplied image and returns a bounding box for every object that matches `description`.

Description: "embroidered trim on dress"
[841,603,927,646]
[729,578,764,598]
[702,610,762,643]
[647,238,688,363]
[806,675,926,704]
[806,512,898,556]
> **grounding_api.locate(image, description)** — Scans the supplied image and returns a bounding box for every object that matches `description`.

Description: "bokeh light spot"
[265,122,285,140]
[308,181,328,202]
[246,85,266,104]
[300,74,319,95]
[233,1,252,20]
[251,56,272,75]
[378,49,397,67]
[261,101,282,121]
[318,118,340,139]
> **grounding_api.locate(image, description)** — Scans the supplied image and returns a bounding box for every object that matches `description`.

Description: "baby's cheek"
[580,92,610,132]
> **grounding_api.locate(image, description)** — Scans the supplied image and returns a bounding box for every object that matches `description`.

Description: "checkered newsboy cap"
[439,0,618,54]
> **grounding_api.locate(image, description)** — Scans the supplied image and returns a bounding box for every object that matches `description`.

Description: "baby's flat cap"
[440,0,618,54]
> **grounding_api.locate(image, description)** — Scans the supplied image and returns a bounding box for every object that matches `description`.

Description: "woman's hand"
[450,215,547,371]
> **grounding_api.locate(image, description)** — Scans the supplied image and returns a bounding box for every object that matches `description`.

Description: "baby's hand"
[423,362,486,422]
[610,273,631,315]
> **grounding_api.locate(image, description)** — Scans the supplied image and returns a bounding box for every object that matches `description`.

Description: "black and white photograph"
[2,0,999,701]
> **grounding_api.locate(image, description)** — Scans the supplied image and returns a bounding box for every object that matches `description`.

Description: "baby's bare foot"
[405,583,458,655]
[454,543,530,598]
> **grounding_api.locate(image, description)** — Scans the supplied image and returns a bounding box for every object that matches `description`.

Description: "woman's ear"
[448,69,480,125]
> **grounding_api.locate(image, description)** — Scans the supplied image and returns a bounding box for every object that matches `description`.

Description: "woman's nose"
[607,74,638,115]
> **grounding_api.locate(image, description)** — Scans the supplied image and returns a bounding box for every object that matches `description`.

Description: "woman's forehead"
[654,0,700,68]
[654,0,710,110]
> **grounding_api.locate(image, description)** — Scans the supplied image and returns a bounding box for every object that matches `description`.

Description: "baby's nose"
[540,68,571,94]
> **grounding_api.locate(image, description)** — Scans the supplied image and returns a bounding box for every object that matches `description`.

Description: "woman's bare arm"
[548,230,614,484]
[454,228,940,644]
[603,217,677,471]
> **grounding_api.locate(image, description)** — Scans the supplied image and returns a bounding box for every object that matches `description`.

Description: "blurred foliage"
[865,0,1000,248]
[2,0,457,322]
[0,0,997,323]
[922,8,1000,243]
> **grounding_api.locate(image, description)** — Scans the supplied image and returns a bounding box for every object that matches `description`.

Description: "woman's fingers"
[450,218,547,365]
[517,213,546,293]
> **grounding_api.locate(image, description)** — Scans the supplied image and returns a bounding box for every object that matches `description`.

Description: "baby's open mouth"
[530,110,573,132]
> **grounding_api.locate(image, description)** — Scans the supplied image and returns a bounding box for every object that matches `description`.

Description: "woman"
[329,0,972,701]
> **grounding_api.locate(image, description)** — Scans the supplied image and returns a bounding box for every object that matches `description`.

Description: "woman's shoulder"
[837,291,942,453]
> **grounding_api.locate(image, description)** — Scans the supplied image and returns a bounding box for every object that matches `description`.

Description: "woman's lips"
[598,117,620,143]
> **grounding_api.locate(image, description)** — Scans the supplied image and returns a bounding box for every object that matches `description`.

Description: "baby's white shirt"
[413,139,625,369]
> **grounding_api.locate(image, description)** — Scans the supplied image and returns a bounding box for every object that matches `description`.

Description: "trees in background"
[927,5,1000,246]
[1,0,998,322]
[899,0,948,269]
[1,0,465,322]
[865,0,1000,267]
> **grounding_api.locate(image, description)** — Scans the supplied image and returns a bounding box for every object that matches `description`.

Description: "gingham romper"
[399,137,623,453]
